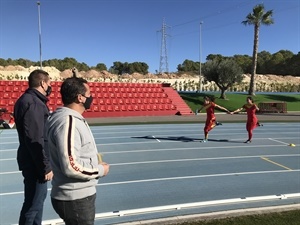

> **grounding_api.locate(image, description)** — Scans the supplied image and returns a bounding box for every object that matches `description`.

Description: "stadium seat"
[140,105,146,111]
[0,99,8,106]
[105,99,112,105]
[120,105,127,111]
[91,105,100,112]
[5,86,13,92]
[107,105,113,111]
[2,93,9,98]
[114,105,121,111]
[100,105,107,112]
[127,105,134,111]
[98,99,105,105]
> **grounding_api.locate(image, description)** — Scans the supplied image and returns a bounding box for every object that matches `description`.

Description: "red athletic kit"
[243,103,258,141]
[204,102,217,134]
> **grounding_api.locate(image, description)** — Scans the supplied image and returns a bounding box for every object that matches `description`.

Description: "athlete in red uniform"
[231,97,262,143]
[198,96,230,142]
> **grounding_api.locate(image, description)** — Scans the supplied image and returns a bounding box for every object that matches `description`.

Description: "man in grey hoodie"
[46,75,109,225]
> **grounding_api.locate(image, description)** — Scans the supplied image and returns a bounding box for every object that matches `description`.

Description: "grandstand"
[0,80,193,119]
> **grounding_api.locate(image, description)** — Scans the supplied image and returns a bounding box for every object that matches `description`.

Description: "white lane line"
[2,154,299,173]
[0,171,21,175]
[1,132,299,144]
[268,138,290,145]
[97,169,300,186]
[0,142,295,155]
[1,169,299,196]
[109,154,300,166]
[152,136,161,142]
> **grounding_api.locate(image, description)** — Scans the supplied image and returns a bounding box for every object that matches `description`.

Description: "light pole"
[199,21,203,92]
[37,1,42,69]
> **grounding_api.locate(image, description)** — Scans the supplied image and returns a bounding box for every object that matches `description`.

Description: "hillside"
[1,65,299,92]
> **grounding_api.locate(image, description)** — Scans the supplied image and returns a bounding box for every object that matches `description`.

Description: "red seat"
[100,105,107,112]
[14,81,22,86]
[7,81,14,86]
[91,105,100,112]
[0,99,8,106]
[56,99,62,105]
[105,99,112,105]
[97,93,103,98]
[136,99,142,104]
[152,105,159,110]
[114,105,121,111]
[5,86,13,92]
[116,93,122,98]
[118,99,125,105]
[98,99,105,105]
[127,105,134,111]
[120,105,127,111]
[49,99,55,105]
[2,93,10,98]
[107,105,113,111]
[140,105,146,111]
[111,99,118,105]
[8,99,15,105]
[146,105,153,111]
[92,98,99,105]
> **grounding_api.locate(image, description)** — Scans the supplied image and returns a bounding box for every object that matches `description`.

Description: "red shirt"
[243,104,258,122]
[204,102,216,119]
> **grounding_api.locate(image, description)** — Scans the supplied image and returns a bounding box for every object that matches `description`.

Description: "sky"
[0,0,299,73]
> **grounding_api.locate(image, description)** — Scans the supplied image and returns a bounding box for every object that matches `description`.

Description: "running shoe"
[216,122,222,126]
[244,140,251,144]
[257,122,263,127]
[201,139,208,143]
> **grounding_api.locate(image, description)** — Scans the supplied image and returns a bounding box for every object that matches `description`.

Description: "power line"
[171,0,256,29]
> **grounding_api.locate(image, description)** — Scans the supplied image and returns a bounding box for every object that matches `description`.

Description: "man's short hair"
[28,69,50,88]
[60,77,88,105]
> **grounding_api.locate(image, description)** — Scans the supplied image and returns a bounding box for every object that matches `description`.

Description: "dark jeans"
[51,194,96,225]
[19,170,48,225]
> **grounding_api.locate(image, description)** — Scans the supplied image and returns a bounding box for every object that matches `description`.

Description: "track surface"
[0,122,299,225]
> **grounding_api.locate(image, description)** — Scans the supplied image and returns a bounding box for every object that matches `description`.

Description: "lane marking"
[0,133,299,145]
[2,154,299,174]
[268,138,289,145]
[2,141,298,154]
[97,170,300,186]
[261,157,293,171]
[152,136,161,142]
[110,154,300,166]
[1,169,299,195]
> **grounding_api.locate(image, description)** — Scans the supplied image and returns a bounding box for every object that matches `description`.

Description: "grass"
[180,92,300,112]
[175,209,300,225]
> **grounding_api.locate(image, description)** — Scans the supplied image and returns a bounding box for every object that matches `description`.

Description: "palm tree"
[242,4,274,95]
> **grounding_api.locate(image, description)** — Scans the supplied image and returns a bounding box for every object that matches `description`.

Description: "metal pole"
[37,1,42,69]
[199,21,203,92]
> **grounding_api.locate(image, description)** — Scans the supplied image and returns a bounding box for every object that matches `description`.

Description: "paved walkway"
[86,112,300,125]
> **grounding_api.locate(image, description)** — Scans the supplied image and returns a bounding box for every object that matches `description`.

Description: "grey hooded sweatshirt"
[46,107,105,201]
